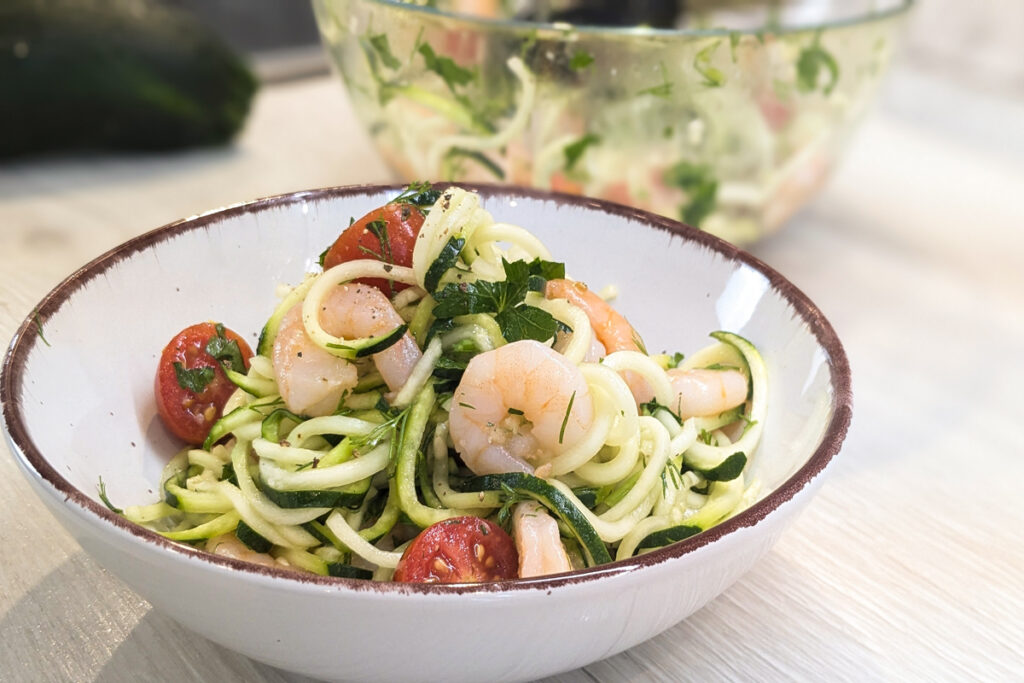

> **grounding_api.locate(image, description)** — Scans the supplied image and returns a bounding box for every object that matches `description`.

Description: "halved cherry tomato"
[154,322,253,445]
[393,516,519,583]
[322,202,425,294]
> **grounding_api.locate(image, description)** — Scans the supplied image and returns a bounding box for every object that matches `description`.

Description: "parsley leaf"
[444,148,505,180]
[418,42,475,93]
[569,50,595,70]
[368,33,402,70]
[666,352,686,369]
[432,258,564,343]
[694,40,725,87]
[496,305,558,343]
[563,133,601,172]
[664,161,718,227]
[206,324,246,374]
[391,181,442,209]
[33,311,50,347]
[729,31,741,61]
[796,35,839,95]
[174,362,215,393]
[638,62,673,98]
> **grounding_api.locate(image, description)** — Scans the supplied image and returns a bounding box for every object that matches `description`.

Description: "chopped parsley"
[33,311,50,347]
[637,62,673,98]
[665,352,686,369]
[664,161,718,227]
[391,181,442,209]
[418,42,475,93]
[443,148,505,181]
[694,41,725,87]
[205,323,246,374]
[174,363,214,393]
[563,133,601,172]
[569,50,595,70]
[796,34,840,95]
[368,33,402,70]
[432,258,565,343]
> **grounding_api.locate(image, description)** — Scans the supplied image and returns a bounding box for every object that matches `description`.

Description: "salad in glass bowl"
[313,0,912,243]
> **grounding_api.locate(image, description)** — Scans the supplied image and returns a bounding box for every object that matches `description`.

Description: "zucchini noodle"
[124,185,767,582]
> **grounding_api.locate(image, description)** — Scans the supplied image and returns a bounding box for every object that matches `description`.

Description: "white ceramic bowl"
[1,184,851,683]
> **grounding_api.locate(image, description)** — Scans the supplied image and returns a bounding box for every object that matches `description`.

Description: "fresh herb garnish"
[569,50,595,70]
[432,258,565,343]
[33,311,50,347]
[174,362,215,393]
[558,390,576,445]
[205,323,246,374]
[666,352,686,369]
[350,400,412,466]
[368,33,402,70]
[694,40,725,87]
[664,160,718,227]
[444,148,505,181]
[638,62,673,98]
[97,476,122,514]
[796,33,839,95]
[391,181,442,209]
[418,42,475,93]
[563,133,601,172]
[496,482,530,528]
[729,31,741,61]
[363,219,394,271]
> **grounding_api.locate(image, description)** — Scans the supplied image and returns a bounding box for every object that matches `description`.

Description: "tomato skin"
[322,202,425,294]
[393,517,519,583]
[154,322,253,445]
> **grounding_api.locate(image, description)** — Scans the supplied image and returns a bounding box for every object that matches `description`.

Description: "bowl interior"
[3,185,847,585]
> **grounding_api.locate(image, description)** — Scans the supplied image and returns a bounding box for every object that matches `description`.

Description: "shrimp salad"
[114,185,767,583]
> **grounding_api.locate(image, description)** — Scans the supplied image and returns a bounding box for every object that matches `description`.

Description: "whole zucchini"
[0,0,258,157]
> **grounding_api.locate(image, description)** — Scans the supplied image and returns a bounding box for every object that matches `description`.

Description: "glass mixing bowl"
[313,0,913,244]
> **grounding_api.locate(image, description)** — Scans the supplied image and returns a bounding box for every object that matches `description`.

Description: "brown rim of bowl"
[1,182,851,595]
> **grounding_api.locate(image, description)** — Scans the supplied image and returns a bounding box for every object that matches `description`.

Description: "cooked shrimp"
[546,278,652,401]
[513,501,572,578]
[449,340,594,475]
[667,368,748,419]
[274,283,422,416]
[273,304,357,416]
[316,283,422,393]
[207,532,281,569]
[545,279,642,354]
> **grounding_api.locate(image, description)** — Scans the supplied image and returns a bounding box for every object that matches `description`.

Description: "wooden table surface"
[2,64,1022,682]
